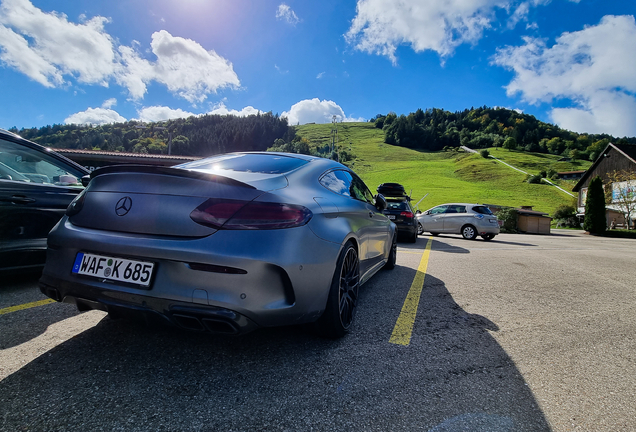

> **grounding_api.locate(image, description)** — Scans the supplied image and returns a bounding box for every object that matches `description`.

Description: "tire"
[409,228,417,243]
[383,233,397,270]
[461,224,478,240]
[430,232,439,237]
[316,241,360,338]
[417,222,423,236]
[481,233,495,241]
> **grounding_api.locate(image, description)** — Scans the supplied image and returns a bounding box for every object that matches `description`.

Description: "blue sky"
[1,0,636,137]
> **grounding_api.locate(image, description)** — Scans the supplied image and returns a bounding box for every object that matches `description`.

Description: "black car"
[377,183,418,243]
[0,129,88,273]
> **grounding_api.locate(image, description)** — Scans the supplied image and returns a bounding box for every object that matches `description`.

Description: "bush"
[479,149,490,158]
[497,208,518,233]
[527,174,543,184]
[583,176,606,234]
[553,204,578,228]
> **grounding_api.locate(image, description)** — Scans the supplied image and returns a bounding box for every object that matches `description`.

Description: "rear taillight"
[190,199,312,230]
[400,211,414,218]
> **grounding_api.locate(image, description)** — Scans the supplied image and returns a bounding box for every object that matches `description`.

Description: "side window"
[0,139,83,187]
[445,205,466,214]
[350,174,375,204]
[429,205,448,215]
[472,206,493,215]
[320,170,353,197]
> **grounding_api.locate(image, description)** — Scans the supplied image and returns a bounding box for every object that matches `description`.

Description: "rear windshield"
[386,201,409,211]
[473,206,493,215]
[178,153,308,174]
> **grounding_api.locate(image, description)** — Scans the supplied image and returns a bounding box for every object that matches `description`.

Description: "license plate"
[388,215,396,220]
[72,252,154,287]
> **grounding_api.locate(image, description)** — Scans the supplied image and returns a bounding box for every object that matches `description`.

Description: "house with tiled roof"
[572,143,636,228]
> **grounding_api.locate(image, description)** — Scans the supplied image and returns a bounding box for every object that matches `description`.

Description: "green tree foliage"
[496,208,518,233]
[367,106,628,156]
[267,137,312,155]
[479,149,490,158]
[583,176,606,234]
[13,112,294,157]
[503,137,517,151]
[553,204,578,228]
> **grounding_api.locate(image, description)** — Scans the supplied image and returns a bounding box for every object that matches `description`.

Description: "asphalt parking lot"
[1,230,635,431]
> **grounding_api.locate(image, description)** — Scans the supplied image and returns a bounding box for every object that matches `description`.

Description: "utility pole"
[331,115,338,160]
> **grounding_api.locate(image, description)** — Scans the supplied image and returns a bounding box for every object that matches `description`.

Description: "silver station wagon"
[416,203,499,241]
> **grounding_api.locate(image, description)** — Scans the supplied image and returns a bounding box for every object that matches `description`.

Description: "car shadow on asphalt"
[0,268,551,431]
[398,237,470,254]
[0,272,80,350]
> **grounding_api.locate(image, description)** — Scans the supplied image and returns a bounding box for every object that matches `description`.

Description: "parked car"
[0,129,88,273]
[416,203,499,240]
[377,183,417,243]
[39,152,397,338]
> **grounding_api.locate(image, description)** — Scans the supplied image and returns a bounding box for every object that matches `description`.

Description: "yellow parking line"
[389,237,433,346]
[0,298,56,316]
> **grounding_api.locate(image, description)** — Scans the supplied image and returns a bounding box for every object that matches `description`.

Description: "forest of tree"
[9,112,295,157]
[371,106,636,161]
[10,106,636,161]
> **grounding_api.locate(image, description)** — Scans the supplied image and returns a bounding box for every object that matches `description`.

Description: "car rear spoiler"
[87,164,256,189]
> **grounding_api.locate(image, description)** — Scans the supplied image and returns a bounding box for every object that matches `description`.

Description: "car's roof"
[434,203,484,206]
[0,128,22,139]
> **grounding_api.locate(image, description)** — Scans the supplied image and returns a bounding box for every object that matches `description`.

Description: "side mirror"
[416,210,421,215]
[81,175,91,187]
[374,194,387,212]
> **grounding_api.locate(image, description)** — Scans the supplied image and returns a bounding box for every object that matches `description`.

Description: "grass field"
[296,122,591,215]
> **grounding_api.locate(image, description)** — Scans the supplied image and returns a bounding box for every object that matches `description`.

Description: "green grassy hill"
[296,122,591,215]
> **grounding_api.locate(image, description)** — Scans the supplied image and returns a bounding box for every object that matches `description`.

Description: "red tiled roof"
[556,170,585,175]
[50,148,200,161]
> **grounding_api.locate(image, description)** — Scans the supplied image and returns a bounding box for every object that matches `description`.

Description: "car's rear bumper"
[39,275,258,334]
[40,218,343,333]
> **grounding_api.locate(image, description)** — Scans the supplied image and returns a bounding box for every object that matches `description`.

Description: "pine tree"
[583,176,606,234]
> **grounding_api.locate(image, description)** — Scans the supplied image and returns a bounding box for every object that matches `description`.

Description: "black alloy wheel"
[338,246,360,329]
[316,241,360,338]
[384,233,397,270]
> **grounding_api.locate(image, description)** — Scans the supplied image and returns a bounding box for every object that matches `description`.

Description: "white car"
[416,203,499,240]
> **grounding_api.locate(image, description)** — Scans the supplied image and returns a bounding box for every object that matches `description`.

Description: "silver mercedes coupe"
[39,152,397,338]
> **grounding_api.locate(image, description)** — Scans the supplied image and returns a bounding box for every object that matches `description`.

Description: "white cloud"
[276,4,300,26]
[492,15,636,136]
[64,107,126,125]
[0,1,240,103]
[345,0,559,63]
[136,106,196,123]
[102,98,117,109]
[275,64,289,74]
[282,99,365,125]
[346,0,511,63]
[0,0,116,86]
[117,30,240,103]
[136,103,261,122]
[208,102,261,117]
[316,72,325,79]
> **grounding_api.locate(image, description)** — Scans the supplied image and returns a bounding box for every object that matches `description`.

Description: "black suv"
[377,183,417,243]
[0,129,88,273]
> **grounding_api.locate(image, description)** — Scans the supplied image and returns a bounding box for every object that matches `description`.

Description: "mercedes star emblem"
[115,196,133,216]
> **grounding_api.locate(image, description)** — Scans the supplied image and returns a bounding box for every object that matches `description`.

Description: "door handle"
[8,195,36,204]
